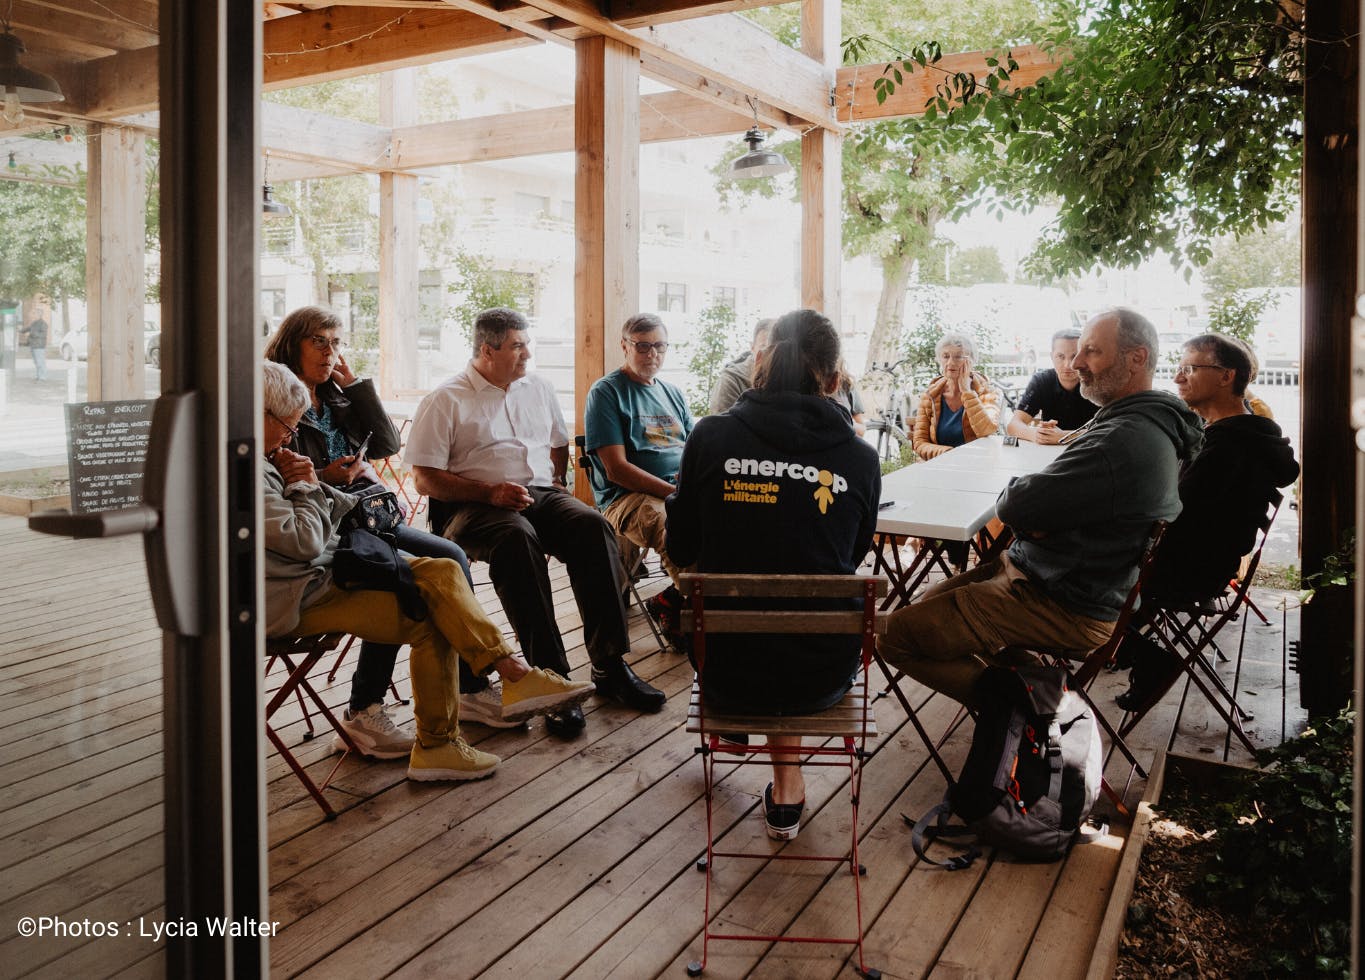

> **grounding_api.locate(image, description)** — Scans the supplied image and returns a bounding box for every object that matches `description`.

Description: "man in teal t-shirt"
[584,313,693,602]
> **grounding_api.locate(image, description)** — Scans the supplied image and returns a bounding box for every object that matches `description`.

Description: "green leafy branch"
[1300,528,1355,605]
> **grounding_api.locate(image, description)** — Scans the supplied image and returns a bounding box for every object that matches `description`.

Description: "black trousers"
[441,486,631,677]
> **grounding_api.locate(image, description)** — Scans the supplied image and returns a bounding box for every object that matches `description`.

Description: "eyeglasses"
[628,340,669,355]
[1174,362,1227,377]
[304,334,346,354]
[267,410,298,442]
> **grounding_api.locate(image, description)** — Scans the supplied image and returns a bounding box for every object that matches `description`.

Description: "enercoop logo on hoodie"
[722,457,848,514]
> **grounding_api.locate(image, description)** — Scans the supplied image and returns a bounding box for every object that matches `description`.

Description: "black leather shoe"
[592,659,666,713]
[544,705,585,737]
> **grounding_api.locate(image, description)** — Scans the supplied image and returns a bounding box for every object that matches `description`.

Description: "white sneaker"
[332,702,414,759]
[458,683,525,729]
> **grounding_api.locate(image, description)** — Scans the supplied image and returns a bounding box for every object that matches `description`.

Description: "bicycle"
[859,358,919,461]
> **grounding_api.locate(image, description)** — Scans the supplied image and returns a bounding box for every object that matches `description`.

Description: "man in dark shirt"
[26,315,48,382]
[1006,328,1097,444]
[1116,333,1300,709]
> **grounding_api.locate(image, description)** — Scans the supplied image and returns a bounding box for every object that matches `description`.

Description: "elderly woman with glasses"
[266,306,513,756]
[911,332,1001,460]
[261,361,594,782]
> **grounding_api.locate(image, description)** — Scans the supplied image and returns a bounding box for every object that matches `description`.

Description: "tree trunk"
[864,249,916,373]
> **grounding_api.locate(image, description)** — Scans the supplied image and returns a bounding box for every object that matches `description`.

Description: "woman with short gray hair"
[911,332,1000,459]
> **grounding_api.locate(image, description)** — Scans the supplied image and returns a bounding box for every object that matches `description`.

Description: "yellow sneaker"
[501,667,596,723]
[407,737,499,782]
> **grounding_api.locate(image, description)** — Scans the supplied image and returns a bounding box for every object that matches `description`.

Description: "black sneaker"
[763,782,804,841]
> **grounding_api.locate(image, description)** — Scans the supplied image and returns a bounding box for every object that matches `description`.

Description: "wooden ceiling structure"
[7,0,1057,420]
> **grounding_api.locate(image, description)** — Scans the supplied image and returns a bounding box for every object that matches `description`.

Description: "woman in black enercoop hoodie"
[665,308,881,840]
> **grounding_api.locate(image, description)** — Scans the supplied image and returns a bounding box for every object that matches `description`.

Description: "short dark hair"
[264,305,344,375]
[621,313,666,339]
[473,307,529,353]
[1051,328,1081,346]
[753,308,840,396]
[1185,332,1252,396]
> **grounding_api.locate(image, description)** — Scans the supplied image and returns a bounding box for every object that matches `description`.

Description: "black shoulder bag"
[332,488,427,621]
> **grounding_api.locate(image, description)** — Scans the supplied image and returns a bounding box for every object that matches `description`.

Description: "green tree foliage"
[847,0,1304,276]
[0,165,86,305]
[265,80,380,303]
[446,251,540,347]
[1203,220,1300,297]
[680,301,740,417]
[1201,218,1300,345]
[1206,290,1271,345]
[728,0,1041,373]
[918,243,1008,286]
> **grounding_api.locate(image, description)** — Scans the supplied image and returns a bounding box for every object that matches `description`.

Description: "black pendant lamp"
[262,151,291,218]
[729,96,790,180]
[0,2,64,127]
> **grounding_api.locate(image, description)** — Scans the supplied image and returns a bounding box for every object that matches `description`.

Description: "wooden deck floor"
[0,514,1305,979]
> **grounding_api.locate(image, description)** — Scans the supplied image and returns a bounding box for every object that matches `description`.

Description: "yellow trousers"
[292,557,513,746]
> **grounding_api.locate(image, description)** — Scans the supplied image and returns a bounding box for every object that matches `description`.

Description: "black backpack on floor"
[908,664,1102,869]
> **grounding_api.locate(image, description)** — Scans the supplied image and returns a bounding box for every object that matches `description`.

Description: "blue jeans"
[349,524,484,711]
[30,346,46,381]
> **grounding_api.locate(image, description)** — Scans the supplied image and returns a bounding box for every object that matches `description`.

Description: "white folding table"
[871,437,1063,608]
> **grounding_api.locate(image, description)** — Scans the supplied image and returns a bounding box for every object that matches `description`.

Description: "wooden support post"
[574,36,640,505]
[1300,0,1358,716]
[379,68,419,398]
[800,0,840,323]
[85,124,147,401]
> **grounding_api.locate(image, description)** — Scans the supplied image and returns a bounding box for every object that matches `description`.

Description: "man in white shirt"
[407,308,667,736]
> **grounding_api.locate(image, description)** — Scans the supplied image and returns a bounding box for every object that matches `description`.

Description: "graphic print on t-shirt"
[640,412,685,450]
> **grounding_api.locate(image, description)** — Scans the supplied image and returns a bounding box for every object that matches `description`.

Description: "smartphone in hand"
[352,430,373,460]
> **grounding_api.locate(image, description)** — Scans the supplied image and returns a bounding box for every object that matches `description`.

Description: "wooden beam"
[608,0,780,27]
[391,89,749,168]
[85,124,146,401]
[838,44,1061,123]
[261,102,390,171]
[574,36,639,503]
[378,70,421,397]
[459,0,834,129]
[74,5,539,118]
[1299,0,1357,714]
[629,16,834,129]
[800,0,839,321]
[263,5,536,87]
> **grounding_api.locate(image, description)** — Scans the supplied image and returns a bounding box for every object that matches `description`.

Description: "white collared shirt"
[404,365,568,487]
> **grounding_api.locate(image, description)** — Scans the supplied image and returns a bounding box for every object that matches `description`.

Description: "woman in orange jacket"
[911,332,1001,459]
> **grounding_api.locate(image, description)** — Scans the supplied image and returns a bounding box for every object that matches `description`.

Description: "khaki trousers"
[602,492,685,588]
[879,555,1114,708]
[292,557,513,747]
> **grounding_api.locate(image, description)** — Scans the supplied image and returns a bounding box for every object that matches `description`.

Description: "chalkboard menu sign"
[65,399,155,514]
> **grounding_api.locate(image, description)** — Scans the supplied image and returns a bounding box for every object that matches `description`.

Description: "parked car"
[58,327,85,361]
[58,322,161,363]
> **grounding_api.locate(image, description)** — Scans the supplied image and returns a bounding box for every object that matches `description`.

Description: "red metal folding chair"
[680,572,886,979]
[265,633,361,820]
